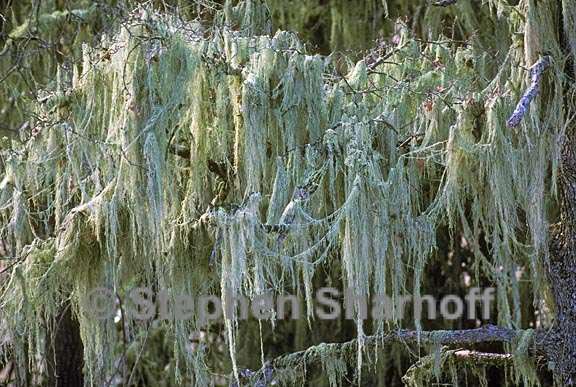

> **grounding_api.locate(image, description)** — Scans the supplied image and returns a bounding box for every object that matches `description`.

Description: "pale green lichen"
[0,0,568,385]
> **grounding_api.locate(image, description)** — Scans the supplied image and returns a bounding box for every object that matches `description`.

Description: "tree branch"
[169,143,190,159]
[433,0,458,6]
[247,325,523,384]
[451,349,513,366]
[506,56,551,128]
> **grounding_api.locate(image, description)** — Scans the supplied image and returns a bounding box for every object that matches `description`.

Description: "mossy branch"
[248,325,525,384]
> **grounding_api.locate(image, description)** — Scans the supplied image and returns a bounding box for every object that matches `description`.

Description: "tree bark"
[534,3,576,385]
[538,126,576,385]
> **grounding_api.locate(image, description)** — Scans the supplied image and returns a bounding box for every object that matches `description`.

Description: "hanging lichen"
[0,0,569,385]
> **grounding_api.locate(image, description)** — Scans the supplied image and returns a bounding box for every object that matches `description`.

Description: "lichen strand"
[0,0,565,385]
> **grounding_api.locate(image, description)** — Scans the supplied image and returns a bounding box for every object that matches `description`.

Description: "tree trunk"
[46,303,84,387]
[539,128,576,385]
[536,4,576,385]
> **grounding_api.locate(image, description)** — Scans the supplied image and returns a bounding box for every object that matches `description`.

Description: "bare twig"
[451,349,513,366]
[433,0,458,6]
[169,143,190,159]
